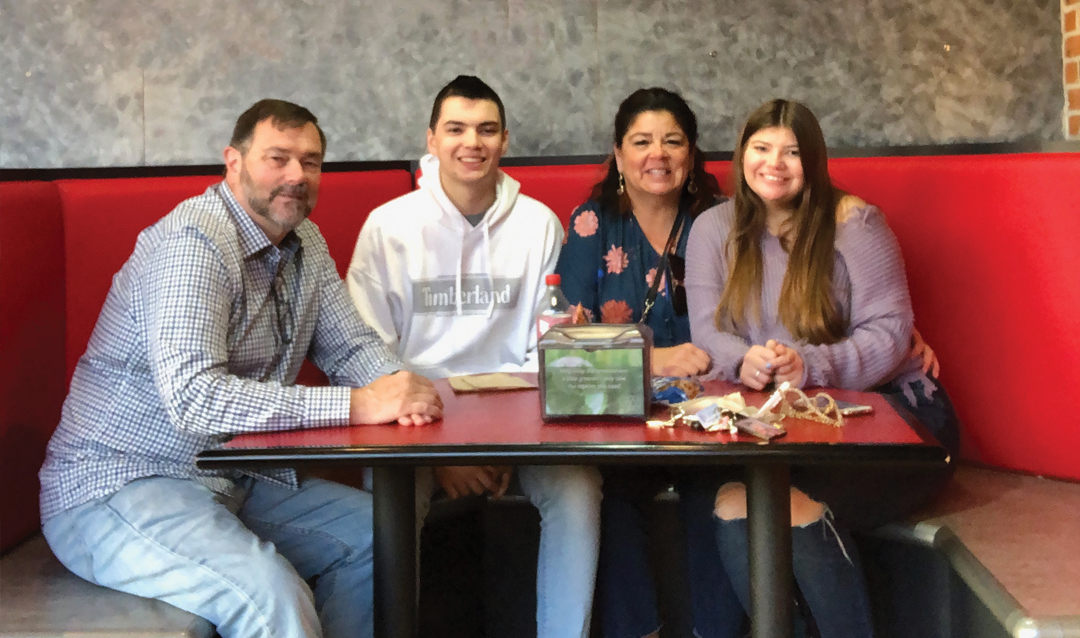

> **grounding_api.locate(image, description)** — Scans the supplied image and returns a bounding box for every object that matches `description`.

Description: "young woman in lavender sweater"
[685,99,960,638]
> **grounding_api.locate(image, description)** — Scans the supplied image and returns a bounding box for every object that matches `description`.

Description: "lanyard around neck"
[641,215,685,324]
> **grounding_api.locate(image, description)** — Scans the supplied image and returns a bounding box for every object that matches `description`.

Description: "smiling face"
[426,96,509,193]
[224,119,323,244]
[741,126,805,213]
[614,110,692,202]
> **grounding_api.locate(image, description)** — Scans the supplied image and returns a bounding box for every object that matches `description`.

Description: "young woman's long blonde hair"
[715,99,846,345]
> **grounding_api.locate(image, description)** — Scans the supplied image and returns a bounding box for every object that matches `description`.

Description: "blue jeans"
[42,475,374,638]
[417,464,602,638]
[599,469,744,638]
[715,516,874,638]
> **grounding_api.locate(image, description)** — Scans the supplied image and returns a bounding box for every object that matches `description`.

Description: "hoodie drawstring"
[417,154,515,318]
[483,222,494,318]
[455,238,464,316]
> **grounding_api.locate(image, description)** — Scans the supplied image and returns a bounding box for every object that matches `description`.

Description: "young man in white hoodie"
[347,76,601,638]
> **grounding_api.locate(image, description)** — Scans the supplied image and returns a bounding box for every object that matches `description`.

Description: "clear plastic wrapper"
[650,376,705,405]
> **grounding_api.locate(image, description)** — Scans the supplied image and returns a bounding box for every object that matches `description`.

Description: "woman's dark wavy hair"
[716,98,845,345]
[590,87,719,216]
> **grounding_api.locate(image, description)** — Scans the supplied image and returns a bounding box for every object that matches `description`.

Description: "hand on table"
[652,344,711,377]
[910,327,940,377]
[350,371,443,426]
[435,466,513,499]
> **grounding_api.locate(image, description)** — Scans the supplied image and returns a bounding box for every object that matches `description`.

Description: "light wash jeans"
[42,475,374,638]
[416,464,603,638]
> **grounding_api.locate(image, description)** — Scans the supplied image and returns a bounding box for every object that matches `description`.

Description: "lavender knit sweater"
[686,199,924,391]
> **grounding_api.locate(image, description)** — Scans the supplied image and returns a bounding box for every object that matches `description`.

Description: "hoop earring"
[687,172,698,195]
[617,172,626,195]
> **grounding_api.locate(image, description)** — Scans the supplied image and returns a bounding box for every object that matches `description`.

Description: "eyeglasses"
[265,268,295,376]
[779,386,844,427]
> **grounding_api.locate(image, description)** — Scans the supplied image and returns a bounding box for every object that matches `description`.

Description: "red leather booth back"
[294,170,415,385]
[309,171,415,277]
[502,164,607,226]
[0,182,67,551]
[827,154,1080,479]
[58,176,222,384]
[704,160,736,196]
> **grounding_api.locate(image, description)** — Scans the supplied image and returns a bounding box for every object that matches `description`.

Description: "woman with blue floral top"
[556,87,744,638]
[556,91,944,638]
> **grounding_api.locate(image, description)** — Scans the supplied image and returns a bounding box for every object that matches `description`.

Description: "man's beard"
[240,166,313,228]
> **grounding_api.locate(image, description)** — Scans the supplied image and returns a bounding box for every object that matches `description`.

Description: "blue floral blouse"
[555,200,696,348]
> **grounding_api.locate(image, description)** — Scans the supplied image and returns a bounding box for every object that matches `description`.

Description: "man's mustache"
[271,184,309,201]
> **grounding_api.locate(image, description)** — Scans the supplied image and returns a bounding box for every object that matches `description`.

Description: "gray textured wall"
[0,0,1065,168]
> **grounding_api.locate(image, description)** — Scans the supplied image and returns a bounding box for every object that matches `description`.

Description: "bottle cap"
[545,274,561,285]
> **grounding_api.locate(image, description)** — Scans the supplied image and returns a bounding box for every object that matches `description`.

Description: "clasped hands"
[740,339,803,391]
[434,465,513,500]
[350,370,443,426]
[739,328,940,391]
[350,371,509,500]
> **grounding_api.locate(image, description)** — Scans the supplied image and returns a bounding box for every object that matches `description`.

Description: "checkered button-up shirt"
[40,182,402,521]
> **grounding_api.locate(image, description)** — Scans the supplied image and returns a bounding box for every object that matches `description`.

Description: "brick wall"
[1067,0,1080,138]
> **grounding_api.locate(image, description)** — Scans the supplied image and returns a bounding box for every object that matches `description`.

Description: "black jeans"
[598,467,744,638]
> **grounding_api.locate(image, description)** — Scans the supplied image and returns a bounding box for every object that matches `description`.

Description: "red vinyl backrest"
[58,176,221,384]
[704,160,735,197]
[0,181,67,552]
[502,164,607,228]
[292,169,414,385]
[701,153,1080,479]
[308,170,415,276]
[827,154,1080,479]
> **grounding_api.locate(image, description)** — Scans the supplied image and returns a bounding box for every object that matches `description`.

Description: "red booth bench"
[2,152,1079,637]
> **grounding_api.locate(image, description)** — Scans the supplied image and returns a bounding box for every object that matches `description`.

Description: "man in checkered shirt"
[37,99,442,638]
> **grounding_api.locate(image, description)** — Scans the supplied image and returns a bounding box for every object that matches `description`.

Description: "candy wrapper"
[664,391,787,441]
[651,377,705,405]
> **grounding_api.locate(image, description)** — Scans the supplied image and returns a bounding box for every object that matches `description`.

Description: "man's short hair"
[428,76,507,132]
[230,99,327,155]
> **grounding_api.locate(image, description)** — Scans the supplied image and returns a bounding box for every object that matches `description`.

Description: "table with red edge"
[197,376,947,638]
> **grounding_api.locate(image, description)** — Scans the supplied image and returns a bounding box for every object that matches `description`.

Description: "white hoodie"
[347,154,564,379]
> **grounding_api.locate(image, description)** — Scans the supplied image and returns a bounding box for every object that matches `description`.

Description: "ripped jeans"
[710,373,959,637]
[714,511,874,638]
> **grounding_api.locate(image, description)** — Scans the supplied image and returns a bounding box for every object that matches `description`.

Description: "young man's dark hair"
[428,75,507,131]
[230,99,327,155]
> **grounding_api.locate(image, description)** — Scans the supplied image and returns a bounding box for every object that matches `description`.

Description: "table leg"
[373,466,416,638]
[746,464,793,638]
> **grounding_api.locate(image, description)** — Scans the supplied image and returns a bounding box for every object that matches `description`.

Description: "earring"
[617,172,625,195]
[687,172,698,195]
